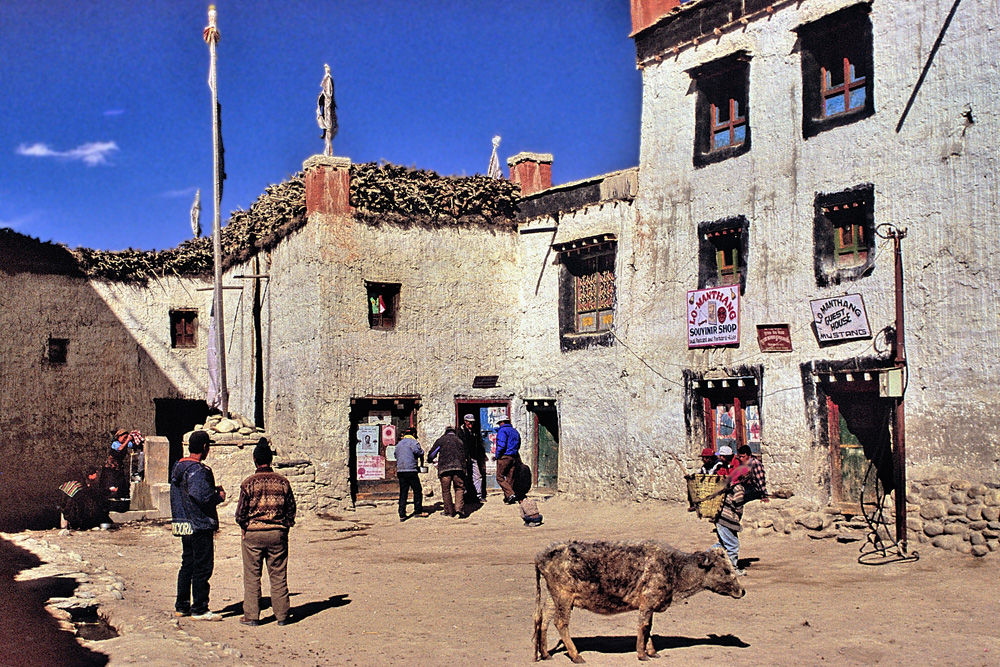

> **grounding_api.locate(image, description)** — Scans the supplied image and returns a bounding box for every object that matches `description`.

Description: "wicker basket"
[687,474,729,520]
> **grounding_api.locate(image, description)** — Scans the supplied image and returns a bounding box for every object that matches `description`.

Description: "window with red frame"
[691,52,751,167]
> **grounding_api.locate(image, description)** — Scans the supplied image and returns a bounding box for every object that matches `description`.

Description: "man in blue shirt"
[494,418,521,504]
[395,429,427,521]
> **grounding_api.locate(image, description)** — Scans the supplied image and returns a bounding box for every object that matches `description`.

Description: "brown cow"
[533,540,745,663]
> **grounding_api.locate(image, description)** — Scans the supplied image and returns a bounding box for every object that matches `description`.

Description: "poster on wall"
[715,405,738,451]
[368,411,391,425]
[744,404,762,454]
[810,294,871,343]
[356,425,379,456]
[385,446,396,462]
[357,455,386,480]
[381,424,397,448]
[687,286,740,348]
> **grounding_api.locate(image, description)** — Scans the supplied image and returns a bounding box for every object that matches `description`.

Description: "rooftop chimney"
[507,152,553,197]
[630,0,683,35]
[303,155,352,217]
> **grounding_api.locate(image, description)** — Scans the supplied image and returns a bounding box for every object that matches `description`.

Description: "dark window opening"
[813,185,875,287]
[170,310,198,349]
[691,52,751,167]
[366,282,400,330]
[798,4,874,138]
[698,216,749,294]
[48,337,68,364]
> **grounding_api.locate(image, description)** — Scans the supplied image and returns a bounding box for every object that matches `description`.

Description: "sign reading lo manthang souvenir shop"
[687,286,740,348]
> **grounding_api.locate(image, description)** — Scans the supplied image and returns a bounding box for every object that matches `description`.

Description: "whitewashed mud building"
[3,0,998,547]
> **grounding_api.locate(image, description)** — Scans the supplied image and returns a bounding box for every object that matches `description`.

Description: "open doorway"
[154,398,212,481]
[825,383,894,509]
[349,396,420,501]
[454,399,510,492]
[527,400,559,491]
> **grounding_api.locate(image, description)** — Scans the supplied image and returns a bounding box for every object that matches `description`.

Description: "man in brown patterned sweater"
[235,440,296,626]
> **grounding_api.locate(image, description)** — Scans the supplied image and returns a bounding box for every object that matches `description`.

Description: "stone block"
[919,500,946,520]
[984,490,1000,506]
[943,523,967,535]
[971,544,990,557]
[950,480,972,491]
[982,506,1000,522]
[988,540,1000,552]
[906,493,923,505]
[970,532,986,546]
[947,503,966,516]
[906,517,923,533]
[920,486,947,501]
[966,505,984,521]
[796,512,825,531]
[957,543,972,554]
[967,484,988,498]
[983,529,1000,539]
[949,493,967,506]
[969,520,988,531]
[923,521,944,537]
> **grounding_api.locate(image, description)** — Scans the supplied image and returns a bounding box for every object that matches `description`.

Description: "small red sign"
[756,324,792,352]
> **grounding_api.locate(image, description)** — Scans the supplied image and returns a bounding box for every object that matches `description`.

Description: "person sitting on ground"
[59,469,112,530]
[518,498,543,527]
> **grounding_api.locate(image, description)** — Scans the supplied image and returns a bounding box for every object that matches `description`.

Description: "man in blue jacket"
[170,430,226,620]
[495,418,521,504]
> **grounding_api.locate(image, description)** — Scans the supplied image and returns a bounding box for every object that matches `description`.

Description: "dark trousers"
[439,472,466,517]
[397,471,423,517]
[496,455,518,499]
[176,530,214,614]
[466,455,487,502]
[242,528,290,622]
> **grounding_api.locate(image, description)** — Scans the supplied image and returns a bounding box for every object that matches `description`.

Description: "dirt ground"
[3,493,999,667]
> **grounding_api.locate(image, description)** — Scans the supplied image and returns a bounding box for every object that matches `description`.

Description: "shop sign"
[810,294,871,343]
[356,425,379,456]
[687,286,740,348]
[756,323,792,352]
[357,455,385,480]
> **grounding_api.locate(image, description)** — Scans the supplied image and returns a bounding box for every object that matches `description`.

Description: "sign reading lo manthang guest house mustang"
[687,286,740,348]
[810,294,871,343]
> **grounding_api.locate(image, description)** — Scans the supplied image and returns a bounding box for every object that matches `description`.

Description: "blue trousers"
[713,523,740,568]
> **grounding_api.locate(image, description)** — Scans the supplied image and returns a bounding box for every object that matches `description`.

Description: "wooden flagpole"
[205,5,228,417]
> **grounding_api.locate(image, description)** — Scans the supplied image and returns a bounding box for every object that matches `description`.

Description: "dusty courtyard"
[2,493,998,667]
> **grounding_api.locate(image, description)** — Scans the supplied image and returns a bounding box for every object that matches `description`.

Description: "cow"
[533,540,745,663]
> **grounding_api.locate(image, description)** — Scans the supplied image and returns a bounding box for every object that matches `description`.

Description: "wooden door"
[534,409,559,490]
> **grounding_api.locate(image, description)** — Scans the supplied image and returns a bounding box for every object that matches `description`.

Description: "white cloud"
[162,186,199,199]
[16,141,119,166]
[0,212,39,231]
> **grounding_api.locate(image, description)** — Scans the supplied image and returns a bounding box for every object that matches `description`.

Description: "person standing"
[712,476,747,576]
[170,430,225,620]
[235,440,297,627]
[458,414,486,504]
[428,426,468,518]
[395,429,427,521]
[494,418,521,504]
[734,444,769,503]
[697,447,724,475]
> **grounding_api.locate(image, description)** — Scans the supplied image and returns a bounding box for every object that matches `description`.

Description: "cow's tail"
[533,563,544,661]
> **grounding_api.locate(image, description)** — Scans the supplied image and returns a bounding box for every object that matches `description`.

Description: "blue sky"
[1,1,641,252]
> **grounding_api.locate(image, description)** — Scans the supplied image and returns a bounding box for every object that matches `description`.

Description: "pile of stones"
[905,478,1000,557]
[740,477,1000,559]
[184,412,269,446]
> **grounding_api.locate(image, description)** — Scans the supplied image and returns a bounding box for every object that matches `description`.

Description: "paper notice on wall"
[356,425,379,456]
[485,406,508,430]
[745,404,761,444]
[381,424,397,448]
[357,455,385,480]
[385,445,396,462]
[368,411,391,425]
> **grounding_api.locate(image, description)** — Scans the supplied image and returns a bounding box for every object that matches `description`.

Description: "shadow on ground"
[545,632,750,659]
[0,537,110,667]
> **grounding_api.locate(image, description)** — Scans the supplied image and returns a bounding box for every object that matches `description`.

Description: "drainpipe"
[891,227,908,550]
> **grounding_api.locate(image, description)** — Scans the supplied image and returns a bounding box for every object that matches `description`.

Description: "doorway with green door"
[527,399,559,491]
[825,381,894,510]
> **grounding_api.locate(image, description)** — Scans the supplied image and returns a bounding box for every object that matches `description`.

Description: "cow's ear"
[697,551,713,569]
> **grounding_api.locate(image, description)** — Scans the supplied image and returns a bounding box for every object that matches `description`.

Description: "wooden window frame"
[366,282,400,331]
[698,216,748,295]
[573,251,616,334]
[691,52,751,167]
[798,5,874,139]
[170,310,198,349]
[813,186,875,287]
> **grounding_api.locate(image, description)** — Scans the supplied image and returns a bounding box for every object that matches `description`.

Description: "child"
[519,498,543,527]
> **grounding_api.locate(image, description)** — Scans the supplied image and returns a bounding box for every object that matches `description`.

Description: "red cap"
[700,447,716,457]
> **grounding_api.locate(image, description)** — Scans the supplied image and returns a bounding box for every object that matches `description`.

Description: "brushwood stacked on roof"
[71,163,518,283]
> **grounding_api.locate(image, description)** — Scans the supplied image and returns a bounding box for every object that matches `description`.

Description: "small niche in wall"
[47,337,69,364]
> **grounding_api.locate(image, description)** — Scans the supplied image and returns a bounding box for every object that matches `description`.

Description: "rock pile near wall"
[741,477,1000,559]
[906,478,1000,557]
[185,412,269,445]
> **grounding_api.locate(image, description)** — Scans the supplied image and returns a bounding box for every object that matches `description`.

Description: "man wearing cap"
[235,439,296,627]
[697,447,724,475]
[395,428,427,521]
[714,445,735,477]
[494,418,521,504]
[170,430,226,620]
[458,414,487,504]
